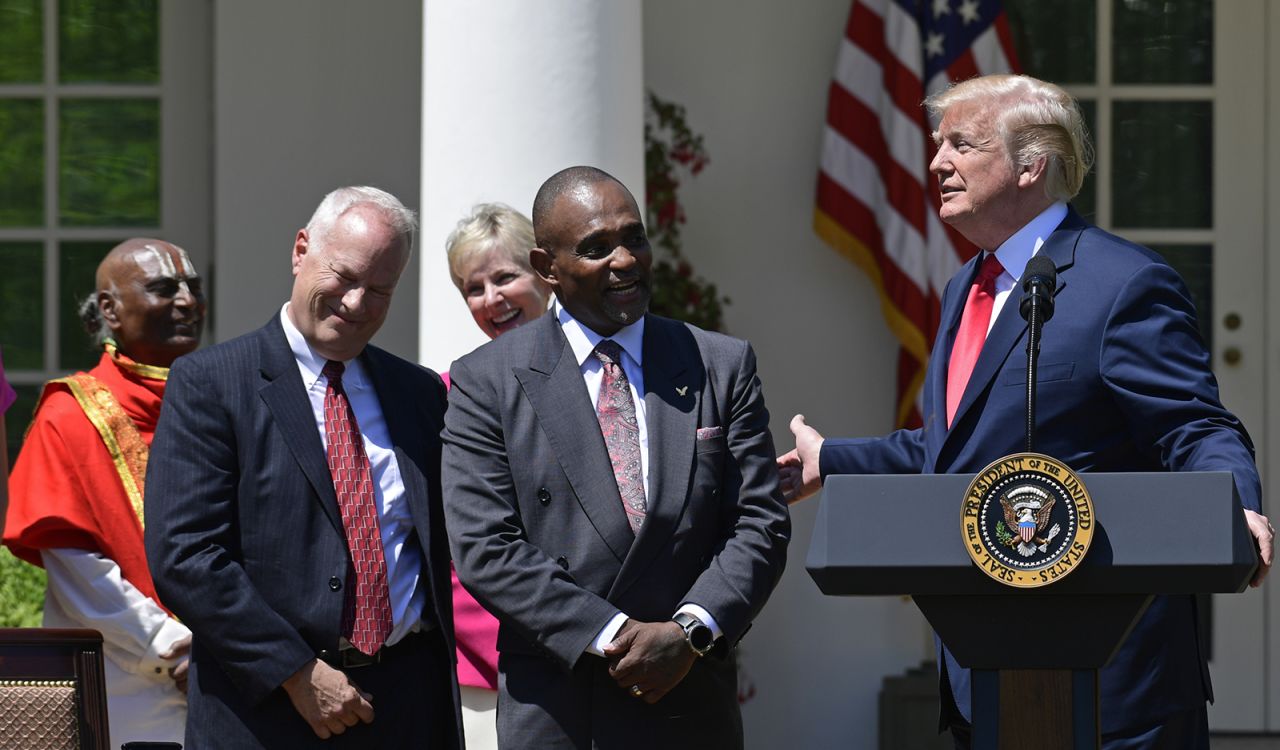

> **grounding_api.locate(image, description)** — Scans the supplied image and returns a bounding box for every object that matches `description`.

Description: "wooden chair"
[0,628,110,750]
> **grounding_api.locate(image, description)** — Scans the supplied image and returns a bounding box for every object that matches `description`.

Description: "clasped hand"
[282,659,375,739]
[603,619,695,704]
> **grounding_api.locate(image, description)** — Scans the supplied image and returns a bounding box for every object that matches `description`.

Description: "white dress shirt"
[553,303,723,655]
[42,548,190,748]
[280,305,425,646]
[983,201,1068,333]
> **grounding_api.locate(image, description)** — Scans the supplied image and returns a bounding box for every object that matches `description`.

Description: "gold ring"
[629,685,643,698]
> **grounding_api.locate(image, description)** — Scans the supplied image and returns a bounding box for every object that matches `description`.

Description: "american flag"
[814,0,1020,428]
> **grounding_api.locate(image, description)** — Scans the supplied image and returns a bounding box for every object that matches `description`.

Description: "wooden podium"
[806,471,1258,750]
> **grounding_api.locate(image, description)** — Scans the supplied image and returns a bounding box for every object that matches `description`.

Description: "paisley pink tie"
[593,341,646,534]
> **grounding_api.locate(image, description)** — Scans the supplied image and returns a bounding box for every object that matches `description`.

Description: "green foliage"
[0,545,45,627]
[995,520,1015,547]
[644,91,729,332]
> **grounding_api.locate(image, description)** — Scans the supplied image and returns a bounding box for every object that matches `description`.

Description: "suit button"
[329,576,342,591]
[556,556,569,570]
[537,487,552,505]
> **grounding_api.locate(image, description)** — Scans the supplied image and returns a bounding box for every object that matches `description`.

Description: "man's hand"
[777,414,825,504]
[159,635,192,694]
[281,659,375,739]
[1244,508,1275,587]
[602,619,696,704]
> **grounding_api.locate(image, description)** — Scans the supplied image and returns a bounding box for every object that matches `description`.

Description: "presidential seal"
[961,453,1094,588]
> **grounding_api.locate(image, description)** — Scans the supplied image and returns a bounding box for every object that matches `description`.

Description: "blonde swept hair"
[925,74,1094,202]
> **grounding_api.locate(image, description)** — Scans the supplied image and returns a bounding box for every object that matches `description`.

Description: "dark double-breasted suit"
[144,315,462,749]
[820,207,1262,736]
[442,311,790,749]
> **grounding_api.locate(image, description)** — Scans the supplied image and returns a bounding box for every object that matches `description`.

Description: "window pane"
[1112,101,1211,229]
[5,383,41,466]
[1113,0,1212,84]
[1152,244,1212,351]
[1004,0,1096,84]
[0,0,43,83]
[0,242,44,369]
[59,98,160,227]
[1073,99,1097,222]
[0,99,44,227]
[59,241,113,371]
[58,0,158,84]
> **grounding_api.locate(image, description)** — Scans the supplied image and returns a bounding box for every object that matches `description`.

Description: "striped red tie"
[323,360,393,655]
[946,255,1004,428]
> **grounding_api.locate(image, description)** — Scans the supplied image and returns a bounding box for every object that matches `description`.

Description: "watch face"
[688,625,714,653]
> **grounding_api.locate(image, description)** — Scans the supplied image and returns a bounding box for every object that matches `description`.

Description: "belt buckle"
[337,647,381,669]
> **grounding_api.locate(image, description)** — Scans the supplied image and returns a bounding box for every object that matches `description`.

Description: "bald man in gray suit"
[442,166,790,749]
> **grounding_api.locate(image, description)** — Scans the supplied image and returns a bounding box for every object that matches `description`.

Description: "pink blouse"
[443,371,500,690]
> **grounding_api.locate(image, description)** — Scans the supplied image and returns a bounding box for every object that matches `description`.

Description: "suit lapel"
[514,314,634,563]
[256,316,344,534]
[942,207,1085,447]
[612,317,697,599]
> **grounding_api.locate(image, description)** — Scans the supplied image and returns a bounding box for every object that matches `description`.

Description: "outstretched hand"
[602,619,695,704]
[777,414,825,504]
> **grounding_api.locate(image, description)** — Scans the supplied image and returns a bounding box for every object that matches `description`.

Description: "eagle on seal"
[999,486,1055,554]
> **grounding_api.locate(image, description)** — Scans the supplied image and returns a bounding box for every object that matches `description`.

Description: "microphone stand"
[1024,292,1043,453]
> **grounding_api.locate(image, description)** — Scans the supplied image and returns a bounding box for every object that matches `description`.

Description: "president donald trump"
[781,74,1274,749]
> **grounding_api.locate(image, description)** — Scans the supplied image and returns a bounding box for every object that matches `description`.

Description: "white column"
[419,0,645,371]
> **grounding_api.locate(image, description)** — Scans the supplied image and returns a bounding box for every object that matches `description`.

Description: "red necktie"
[593,341,646,534]
[946,255,1005,428]
[323,360,393,655]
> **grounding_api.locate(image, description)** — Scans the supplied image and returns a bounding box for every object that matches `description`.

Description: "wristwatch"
[672,612,715,657]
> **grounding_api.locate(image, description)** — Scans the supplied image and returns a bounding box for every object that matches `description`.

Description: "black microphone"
[1019,255,1057,452]
[1018,255,1057,322]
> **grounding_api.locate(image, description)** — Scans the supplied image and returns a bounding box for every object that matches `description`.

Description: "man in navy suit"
[145,187,462,749]
[780,75,1274,748]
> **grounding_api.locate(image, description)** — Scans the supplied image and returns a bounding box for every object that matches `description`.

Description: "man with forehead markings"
[5,238,205,749]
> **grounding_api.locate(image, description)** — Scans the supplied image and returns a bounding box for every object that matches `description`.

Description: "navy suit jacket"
[144,316,462,748]
[820,207,1261,734]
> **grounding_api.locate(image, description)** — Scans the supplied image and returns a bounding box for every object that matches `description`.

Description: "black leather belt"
[318,623,434,669]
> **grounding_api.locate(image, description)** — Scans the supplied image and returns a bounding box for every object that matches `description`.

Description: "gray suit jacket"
[443,312,790,749]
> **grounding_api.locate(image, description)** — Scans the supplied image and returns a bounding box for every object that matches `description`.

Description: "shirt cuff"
[676,603,723,642]
[585,611,629,657]
[139,617,192,677]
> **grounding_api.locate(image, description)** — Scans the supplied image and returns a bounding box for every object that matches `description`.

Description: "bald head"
[88,238,205,367]
[532,166,635,252]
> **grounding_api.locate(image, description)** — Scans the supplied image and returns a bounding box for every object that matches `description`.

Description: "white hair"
[305,186,418,254]
[444,203,536,292]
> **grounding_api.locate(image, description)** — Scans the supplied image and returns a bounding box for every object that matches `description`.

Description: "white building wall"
[643,2,931,747]
[418,0,645,372]
[212,0,424,358]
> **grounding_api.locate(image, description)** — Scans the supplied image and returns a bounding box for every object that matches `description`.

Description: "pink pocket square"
[696,426,724,440]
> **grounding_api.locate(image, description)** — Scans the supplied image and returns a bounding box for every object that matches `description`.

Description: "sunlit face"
[103,242,205,367]
[930,100,1023,247]
[531,180,652,337]
[456,245,550,340]
[287,205,409,362]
